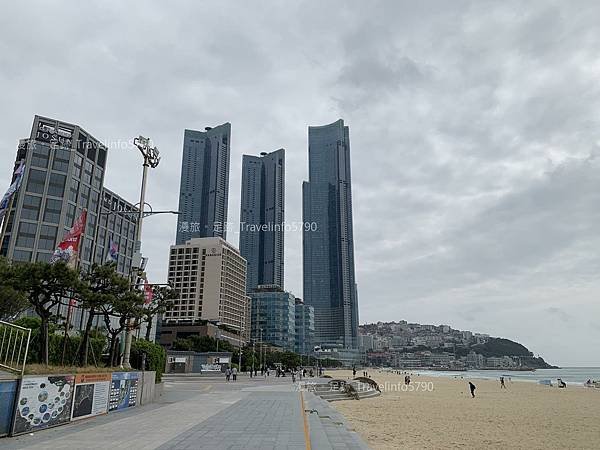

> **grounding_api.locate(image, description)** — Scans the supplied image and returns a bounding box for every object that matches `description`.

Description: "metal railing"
[0,320,31,375]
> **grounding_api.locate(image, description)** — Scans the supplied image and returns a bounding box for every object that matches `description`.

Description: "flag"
[0,160,25,222]
[144,279,153,304]
[50,209,87,268]
[105,238,118,263]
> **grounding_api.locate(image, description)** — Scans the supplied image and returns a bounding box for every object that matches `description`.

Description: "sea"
[409,367,600,385]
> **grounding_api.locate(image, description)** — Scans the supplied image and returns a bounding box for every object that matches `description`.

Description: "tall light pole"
[122,136,160,369]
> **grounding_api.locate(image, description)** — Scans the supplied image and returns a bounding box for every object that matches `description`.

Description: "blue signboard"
[0,380,18,436]
[109,372,139,411]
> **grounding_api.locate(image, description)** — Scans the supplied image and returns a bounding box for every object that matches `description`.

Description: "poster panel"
[71,373,111,421]
[0,380,18,437]
[12,375,75,435]
[109,372,140,411]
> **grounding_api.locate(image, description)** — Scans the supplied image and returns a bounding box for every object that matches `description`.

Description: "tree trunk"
[40,314,49,365]
[145,319,152,341]
[79,308,95,366]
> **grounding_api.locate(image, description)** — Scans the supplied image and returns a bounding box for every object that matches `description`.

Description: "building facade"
[302,119,359,350]
[294,298,315,356]
[249,285,295,352]
[1,117,107,270]
[166,237,249,338]
[0,115,153,338]
[239,149,285,292]
[176,124,231,244]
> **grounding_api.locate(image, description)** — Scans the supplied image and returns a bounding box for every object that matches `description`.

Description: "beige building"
[166,237,249,339]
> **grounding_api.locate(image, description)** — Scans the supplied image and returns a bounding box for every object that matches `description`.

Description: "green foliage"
[0,257,28,319]
[131,339,167,382]
[471,338,533,358]
[23,331,106,366]
[172,335,235,353]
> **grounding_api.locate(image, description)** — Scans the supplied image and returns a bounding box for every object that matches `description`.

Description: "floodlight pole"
[122,136,160,369]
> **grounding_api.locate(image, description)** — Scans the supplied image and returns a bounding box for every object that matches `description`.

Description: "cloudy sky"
[2,1,600,366]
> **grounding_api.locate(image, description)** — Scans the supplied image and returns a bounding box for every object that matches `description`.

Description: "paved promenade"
[2,374,369,450]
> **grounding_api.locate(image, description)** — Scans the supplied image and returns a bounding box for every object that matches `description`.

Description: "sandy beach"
[327,369,600,450]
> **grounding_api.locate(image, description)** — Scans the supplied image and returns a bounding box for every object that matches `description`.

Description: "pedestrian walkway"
[2,375,370,449]
[157,391,306,450]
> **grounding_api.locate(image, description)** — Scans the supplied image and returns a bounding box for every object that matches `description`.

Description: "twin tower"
[175,120,358,350]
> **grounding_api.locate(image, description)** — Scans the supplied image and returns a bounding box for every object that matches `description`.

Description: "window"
[13,250,32,262]
[16,222,37,248]
[22,195,42,220]
[47,173,66,197]
[83,160,93,184]
[52,148,70,172]
[69,179,79,202]
[66,203,76,227]
[90,190,99,212]
[26,169,46,194]
[93,167,103,189]
[73,154,83,178]
[43,198,62,224]
[36,252,52,263]
[31,144,50,168]
[38,225,57,250]
[79,185,90,208]
[97,148,107,168]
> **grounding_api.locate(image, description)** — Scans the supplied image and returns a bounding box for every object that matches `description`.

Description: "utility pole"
[122,136,160,369]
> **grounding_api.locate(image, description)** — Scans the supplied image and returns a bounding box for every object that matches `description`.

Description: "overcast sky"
[2,1,599,366]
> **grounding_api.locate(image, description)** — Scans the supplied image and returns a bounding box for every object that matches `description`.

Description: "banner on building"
[109,372,139,412]
[12,375,75,435]
[105,238,118,263]
[0,160,25,223]
[144,280,153,304]
[50,209,87,267]
[71,373,111,421]
[0,380,18,437]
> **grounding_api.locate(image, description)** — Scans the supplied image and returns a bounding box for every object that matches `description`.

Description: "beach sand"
[327,369,600,449]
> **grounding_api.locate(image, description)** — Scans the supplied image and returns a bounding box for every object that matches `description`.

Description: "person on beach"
[469,382,476,398]
[500,376,506,389]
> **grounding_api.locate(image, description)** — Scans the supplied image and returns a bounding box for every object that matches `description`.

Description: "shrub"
[131,339,166,383]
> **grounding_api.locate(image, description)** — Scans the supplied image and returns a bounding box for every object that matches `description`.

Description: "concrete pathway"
[2,375,370,449]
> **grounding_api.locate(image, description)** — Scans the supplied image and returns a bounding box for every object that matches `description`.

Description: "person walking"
[469,381,476,398]
[500,376,506,389]
[232,367,237,381]
[225,368,231,382]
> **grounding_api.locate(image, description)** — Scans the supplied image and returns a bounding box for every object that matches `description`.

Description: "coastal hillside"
[359,321,557,369]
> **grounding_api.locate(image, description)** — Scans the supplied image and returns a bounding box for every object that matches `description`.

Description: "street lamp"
[122,136,160,369]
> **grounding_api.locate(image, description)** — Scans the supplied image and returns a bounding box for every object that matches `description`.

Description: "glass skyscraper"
[249,285,295,352]
[302,119,359,350]
[176,123,231,244]
[239,149,285,292]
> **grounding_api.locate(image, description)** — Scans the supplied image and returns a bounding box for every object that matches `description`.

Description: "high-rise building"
[0,116,152,337]
[176,124,231,244]
[294,298,315,356]
[239,149,285,292]
[249,285,295,352]
[166,237,249,339]
[302,119,359,350]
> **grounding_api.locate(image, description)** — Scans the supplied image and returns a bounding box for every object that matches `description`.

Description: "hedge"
[131,339,166,383]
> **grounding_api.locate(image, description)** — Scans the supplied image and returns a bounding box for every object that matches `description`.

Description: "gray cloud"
[1,0,599,366]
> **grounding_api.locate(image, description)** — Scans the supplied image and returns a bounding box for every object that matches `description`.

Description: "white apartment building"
[166,237,249,336]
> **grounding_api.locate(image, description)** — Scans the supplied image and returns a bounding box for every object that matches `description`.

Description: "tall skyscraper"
[239,149,285,292]
[176,123,231,244]
[302,119,359,350]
